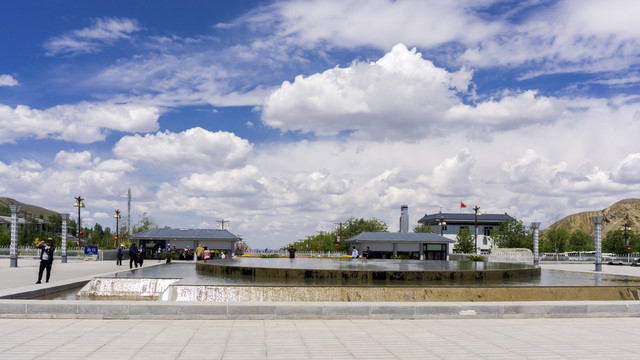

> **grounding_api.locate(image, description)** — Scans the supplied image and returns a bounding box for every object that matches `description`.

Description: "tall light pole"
[532,222,541,266]
[216,219,230,230]
[474,205,481,254]
[438,216,446,237]
[335,221,345,250]
[61,213,69,263]
[9,204,21,267]
[622,217,631,263]
[594,216,603,272]
[114,209,121,247]
[73,195,85,238]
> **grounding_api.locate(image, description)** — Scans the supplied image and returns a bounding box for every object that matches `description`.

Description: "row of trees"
[467,218,639,255]
[282,217,388,252]
[0,210,158,250]
[279,215,639,256]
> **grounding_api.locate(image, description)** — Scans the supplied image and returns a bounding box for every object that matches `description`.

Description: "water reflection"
[103,262,640,287]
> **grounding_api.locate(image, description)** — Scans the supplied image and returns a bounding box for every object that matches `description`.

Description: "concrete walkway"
[1,258,640,359]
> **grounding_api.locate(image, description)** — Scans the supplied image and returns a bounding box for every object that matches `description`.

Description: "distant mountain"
[0,197,60,219]
[548,199,640,235]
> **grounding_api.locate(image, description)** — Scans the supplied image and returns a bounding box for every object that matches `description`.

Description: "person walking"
[288,246,296,259]
[203,246,210,261]
[156,246,162,262]
[36,238,56,284]
[136,246,144,267]
[116,244,124,266]
[363,246,372,259]
[129,243,139,269]
[351,246,359,259]
[196,243,205,261]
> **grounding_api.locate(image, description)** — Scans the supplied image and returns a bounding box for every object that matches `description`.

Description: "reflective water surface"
[107,261,640,287]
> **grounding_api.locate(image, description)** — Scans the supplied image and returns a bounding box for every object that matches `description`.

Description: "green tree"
[18,216,40,246]
[602,229,640,254]
[454,228,474,253]
[541,227,569,255]
[132,213,158,234]
[0,228,9,247]
[413,223,434,233]
[294,217,388,253]
[46,214,62,233]
[567,229,593,252]
[490,219,533,250]
[342,217,388,236]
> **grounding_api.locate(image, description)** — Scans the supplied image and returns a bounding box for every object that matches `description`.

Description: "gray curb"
[1,300,640,320]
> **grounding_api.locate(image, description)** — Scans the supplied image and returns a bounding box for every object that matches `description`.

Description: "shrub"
[466,255,486,262]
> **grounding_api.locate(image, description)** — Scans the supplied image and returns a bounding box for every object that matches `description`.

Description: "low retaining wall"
[196,261,541,282]
[161,285,640,302]
[1,300,640,320]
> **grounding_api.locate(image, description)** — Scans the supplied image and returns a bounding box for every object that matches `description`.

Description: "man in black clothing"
[36,238,55,284]
[288,246,296,259]
[129,243,139,269]
[116,244,124,266]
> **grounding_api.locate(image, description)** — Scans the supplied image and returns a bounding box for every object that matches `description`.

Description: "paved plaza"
[1,258,640,359]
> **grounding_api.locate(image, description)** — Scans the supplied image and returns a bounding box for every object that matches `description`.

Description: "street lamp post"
[594,216,603,272]
[114,209,121,247]
[438,216,446,237]
[622,217,631,263]
[73,195,85,239]
[9,205,21,267]
[474,206,481,254]
[61,213,69,263]
[334,221,344,242]
[532,222,541,266]
[216,219,230,230]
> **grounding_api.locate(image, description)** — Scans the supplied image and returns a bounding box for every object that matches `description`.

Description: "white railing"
[0,246,85,257]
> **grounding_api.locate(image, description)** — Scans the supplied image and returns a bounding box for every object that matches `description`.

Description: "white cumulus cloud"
[113,127,252,169]
[262,43,472,140]
[0,102,160,144]
[0,74,18,87]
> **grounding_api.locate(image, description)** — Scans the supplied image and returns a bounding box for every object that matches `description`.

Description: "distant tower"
[399,205,409,233]
[127,188,132,236]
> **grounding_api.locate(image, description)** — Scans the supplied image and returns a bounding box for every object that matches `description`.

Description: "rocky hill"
[0,197,60,219]
[549,199,640,235]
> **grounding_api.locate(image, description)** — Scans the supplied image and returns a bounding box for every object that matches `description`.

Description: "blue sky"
[1,0,640,249]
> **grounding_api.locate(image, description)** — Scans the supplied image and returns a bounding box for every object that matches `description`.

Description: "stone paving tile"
[4,318,640,359]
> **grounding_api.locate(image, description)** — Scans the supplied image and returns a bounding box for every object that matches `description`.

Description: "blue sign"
[84,246,98,255]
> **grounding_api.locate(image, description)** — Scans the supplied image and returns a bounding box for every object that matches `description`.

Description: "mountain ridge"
[547,199,640,235]
[0,197,61,219]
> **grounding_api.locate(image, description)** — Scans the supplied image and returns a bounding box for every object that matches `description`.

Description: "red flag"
[460,202,467,208]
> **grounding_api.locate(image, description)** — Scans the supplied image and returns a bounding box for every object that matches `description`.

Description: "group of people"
[195,243,210,261]
[352,246,372,259]
[195,243,225,260]
[34,239,374,284]
[287,245,372,259]
[122,243,145,269]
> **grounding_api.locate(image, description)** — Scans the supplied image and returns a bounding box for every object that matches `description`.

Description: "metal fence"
[0,246,85,257]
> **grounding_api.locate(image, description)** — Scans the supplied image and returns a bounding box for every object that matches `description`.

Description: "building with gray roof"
[344,232,455,260]
[418,212,515,252]
[131,228,239,258]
